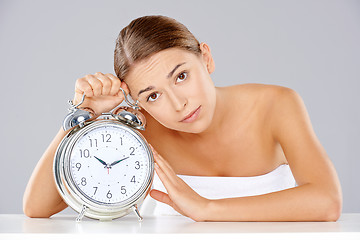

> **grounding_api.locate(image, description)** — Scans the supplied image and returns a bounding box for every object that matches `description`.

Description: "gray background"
[0,0,359,214]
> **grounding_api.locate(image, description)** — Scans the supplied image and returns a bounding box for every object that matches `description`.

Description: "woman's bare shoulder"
[226,83,292,94]
[224,83,294,106]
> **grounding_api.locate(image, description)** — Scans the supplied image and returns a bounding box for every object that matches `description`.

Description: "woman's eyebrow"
[137,62,187,97]
[167,62,186,78]
[138,86,155,97]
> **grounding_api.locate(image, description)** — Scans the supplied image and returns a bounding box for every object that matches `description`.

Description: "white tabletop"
[0,213,360,239]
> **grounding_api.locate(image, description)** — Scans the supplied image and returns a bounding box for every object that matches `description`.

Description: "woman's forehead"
[126,48,198,94]
[131,48,195,77]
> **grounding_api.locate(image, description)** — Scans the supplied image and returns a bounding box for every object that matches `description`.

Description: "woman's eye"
[176,72,187,82]
[147,92,160,102]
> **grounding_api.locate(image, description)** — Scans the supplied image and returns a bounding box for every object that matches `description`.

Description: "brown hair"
[114,15,201,82]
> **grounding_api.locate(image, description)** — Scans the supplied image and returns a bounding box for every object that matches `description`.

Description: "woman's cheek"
[147,106,175,128]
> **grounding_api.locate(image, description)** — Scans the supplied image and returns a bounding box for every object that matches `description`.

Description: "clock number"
[81,177,87,186]
[102,134,111,143]
[79,149,90,158]
[93,187,98,195]
[121,186,126,194]
[131,175,136,184]
[75,163,81,171]
[120,137,123,145]
[135,161,140,170]
[106,190,112,199]
[89,139,98,147]
[129,147,135,156]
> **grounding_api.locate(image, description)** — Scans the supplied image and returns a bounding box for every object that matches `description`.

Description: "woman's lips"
[180,106,201,123]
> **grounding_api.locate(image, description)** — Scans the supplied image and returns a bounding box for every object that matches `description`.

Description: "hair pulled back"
[114,15,201,81]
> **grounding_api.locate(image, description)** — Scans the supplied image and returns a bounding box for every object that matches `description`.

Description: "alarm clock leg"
[76,205,88,222]
[132,204,143,221]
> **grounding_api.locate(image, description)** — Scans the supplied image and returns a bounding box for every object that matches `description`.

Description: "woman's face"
[124,44,216,134]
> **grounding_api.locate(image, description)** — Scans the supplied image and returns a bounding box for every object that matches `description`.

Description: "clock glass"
[68,124,151,205]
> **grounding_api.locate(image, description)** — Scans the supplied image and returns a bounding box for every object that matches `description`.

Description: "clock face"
[68,124,151,205]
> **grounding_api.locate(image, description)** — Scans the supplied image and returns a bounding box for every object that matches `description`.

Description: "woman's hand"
[72,72,130,115]
[149,144,211,222]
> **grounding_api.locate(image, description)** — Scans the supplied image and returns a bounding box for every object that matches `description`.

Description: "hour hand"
[110,157,129,167]
[94,156,107,166]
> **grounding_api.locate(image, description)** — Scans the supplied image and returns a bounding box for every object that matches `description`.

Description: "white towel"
[139,164,297,216]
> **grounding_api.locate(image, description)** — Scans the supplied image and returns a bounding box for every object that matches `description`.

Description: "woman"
[23,15,342,222]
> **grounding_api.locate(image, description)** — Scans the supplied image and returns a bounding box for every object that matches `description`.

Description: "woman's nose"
[167,90,187,112]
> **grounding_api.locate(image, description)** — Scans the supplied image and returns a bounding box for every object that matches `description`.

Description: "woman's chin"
[176,119,212,134]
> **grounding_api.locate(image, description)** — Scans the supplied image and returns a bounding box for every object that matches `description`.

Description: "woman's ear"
[119,80,137,104]
[199,42,215,74]
[120,80,131,96]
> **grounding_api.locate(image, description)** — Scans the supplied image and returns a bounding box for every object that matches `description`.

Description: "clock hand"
[94,156,108,166]
[110,156,129,167]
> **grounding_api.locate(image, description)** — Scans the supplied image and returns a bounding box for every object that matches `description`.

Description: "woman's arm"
[205,87,342,221]
[23,127,69,218]
[150,87,342,222]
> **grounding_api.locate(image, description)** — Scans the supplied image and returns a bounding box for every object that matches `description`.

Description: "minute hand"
[110,157,129,167]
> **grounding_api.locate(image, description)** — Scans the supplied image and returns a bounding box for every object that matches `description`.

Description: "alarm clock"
[53,88,154,222]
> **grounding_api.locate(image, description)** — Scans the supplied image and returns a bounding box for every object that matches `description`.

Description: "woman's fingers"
[86,74,103,97]
[106,73,121,96]
[154,158,177,192]
[150,145,177,177]
[72,72,128,114]
[75,77,93,96]
[150,189,171,205]
[76,72,129,99]
[149,145,209,220]
[74,77,94,105]
[105,73,129,97]
[150,145,183,190]
[149,189,187,216]
[94,72,112,96]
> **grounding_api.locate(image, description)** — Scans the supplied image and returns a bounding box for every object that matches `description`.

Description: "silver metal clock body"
[54,114,154,221]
